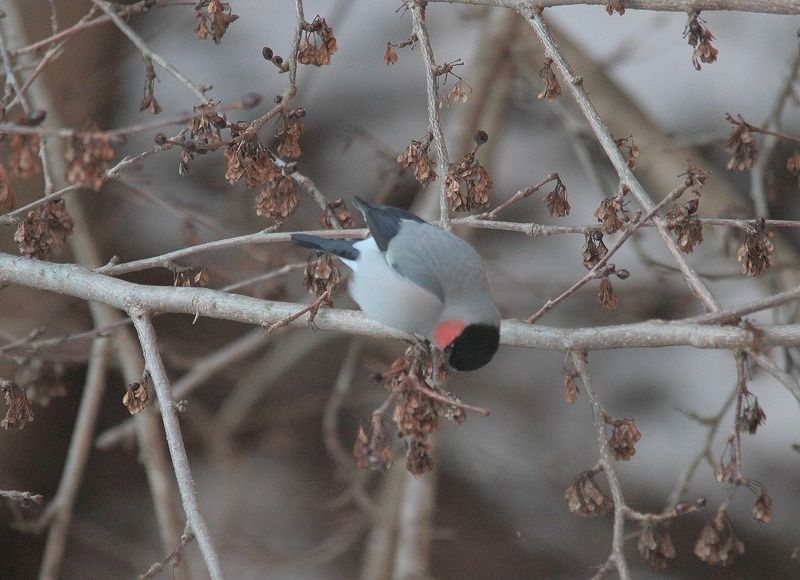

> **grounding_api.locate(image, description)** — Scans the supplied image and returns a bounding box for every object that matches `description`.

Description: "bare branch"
[428,0,800,15]
[409,0,452,230]
[571,351,631,580]
[131,312,224,580]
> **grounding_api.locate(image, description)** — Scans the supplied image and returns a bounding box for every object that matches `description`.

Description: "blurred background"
[1,1,799,578]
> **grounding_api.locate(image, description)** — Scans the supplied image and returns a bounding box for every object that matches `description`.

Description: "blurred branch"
[409,0,452,230]
[571,351,630,580]
[131,312,223,580]
[90,0,210,103]
[427,0,800,14]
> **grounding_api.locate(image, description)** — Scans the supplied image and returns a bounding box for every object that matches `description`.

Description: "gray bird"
[292,197,500,371]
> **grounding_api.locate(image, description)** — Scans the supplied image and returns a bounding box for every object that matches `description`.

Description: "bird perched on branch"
[292,197,500,371]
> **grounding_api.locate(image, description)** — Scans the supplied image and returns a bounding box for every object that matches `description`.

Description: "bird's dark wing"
[352,196,425,252]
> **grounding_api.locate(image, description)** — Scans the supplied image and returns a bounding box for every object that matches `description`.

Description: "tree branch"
[131,312,224,580]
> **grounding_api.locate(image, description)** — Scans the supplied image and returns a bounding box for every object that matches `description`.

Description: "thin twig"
[571,350,631,580]
[409,0,452,230]
[138,526,195,580]
[90,0,210,103]
[427,0,800,15]
[0,490,44,505]
[527,184,687,323]
[131,311,224,580]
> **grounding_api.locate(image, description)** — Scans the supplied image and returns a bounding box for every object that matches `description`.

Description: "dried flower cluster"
[1,379,34,430]
[321,198,354,229]
[356,345,468,476]
[737,219,774,276]
[298,16,338,66]
[597,277,619,310]
[353,414,393,470]
[397,132,437,186]
[606,416,641,460]
[432,60,472,107]
[384,44,399,65]
[195,0,239,44]
[224,130,277,187]
[582,231,608,269]
[0,163,15,213]
[64,132,115,190]
[752,487,773,524]
[190,101,226,153]
[276,119,304,159]
[685,12,718,70]
[139,57,162,115]
[594,194,629,235]
[725,113,758,172]
[443,131,493,212]
[666,199,703,253]
[172,266,209,288]
[544,176,570,217]
[10,133,41,180]
[16,358,66,407]
[14,200,75,260]
[694,511,744,566]
[564,469,611,517]
[684,159,708,195]
[123,378,150,415]
[538,58,562,101]
[605,0,626,15]
[736,395,766,434]
[303,254,341,297]
[614,136,639,170]
[638,524,676,570]
[256,171,299,219]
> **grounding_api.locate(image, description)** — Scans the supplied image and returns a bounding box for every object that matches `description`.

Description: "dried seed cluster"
[564,469,611,517]
[443,131,493,212]
[14,200,75,260]
[297,16,338,66]
[639,525,676,570]
[538,58,561,101]
[1,379,34,430]
[694,511,744,566]
[685,13,718,70]
[666,199,703,254]
[594,194,629,235]
[737,218,774,277]
[64,132,115,191]
[195,0,239,44]
[606,416,641,461]
[544,176,570,217]
[321,198,354,229]
[139,57,162,115]
[725,114,758,172]
[303,254,341,297]
[397,132,437,186]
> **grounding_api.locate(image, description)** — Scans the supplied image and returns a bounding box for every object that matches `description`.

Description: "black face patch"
[444,323,500,371]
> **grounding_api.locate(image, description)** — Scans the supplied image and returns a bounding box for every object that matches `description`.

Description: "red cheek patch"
[434,320,465,348]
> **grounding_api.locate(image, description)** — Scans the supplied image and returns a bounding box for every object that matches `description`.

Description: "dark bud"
[28,110,47,126]
[283,161,298,174]
[262,46,273,60]
[272,55,283,66]
[616,269,630,280]
[473,129,489,145]
[154,132,168,145]
[684,198,699,214]
[274,94,283,103]
[184,140,197,153]
[242,93,261,109]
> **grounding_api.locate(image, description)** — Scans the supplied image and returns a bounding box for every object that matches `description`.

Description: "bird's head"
[434,320,500,371]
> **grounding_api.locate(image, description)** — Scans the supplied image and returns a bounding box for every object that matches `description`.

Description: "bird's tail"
[290,234,360,261]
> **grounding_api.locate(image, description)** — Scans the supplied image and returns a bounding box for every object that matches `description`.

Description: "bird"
[291,196,501,371]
